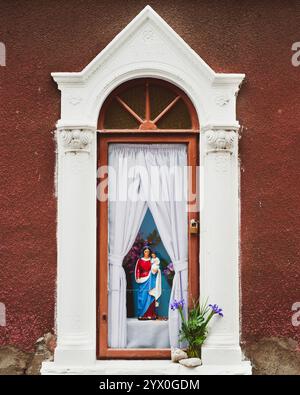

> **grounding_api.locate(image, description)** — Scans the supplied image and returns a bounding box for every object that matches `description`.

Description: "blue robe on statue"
[137,271,157,317]
[134,257,161,318]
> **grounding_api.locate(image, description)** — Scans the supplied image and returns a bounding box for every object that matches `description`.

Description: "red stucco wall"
[0,0,299,352]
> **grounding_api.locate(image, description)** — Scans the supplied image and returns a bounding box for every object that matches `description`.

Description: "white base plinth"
[41,360,252,375]
[127,318,170,348]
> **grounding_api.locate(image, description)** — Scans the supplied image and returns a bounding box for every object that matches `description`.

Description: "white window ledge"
[41,360,252,375]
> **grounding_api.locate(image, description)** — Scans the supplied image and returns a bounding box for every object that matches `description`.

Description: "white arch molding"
[42,5,252,374]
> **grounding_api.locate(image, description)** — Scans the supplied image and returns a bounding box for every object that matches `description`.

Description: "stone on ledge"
[171,348,188,362]
[179,357,202,367]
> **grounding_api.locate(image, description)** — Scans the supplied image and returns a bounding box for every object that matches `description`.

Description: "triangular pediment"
[53,6,242,85]
[52,5,244,129]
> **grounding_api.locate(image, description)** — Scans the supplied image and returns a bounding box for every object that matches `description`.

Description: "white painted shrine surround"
[42,6,252,375]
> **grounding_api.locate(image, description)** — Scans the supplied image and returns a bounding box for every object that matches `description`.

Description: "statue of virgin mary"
[134,246,161,320]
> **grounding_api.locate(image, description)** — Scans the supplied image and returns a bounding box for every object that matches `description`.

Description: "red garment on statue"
[135,258,151,279]
[143,300,156,318]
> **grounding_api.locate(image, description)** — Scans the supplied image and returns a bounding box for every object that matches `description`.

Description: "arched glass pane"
[156,98,191,129]
[101,78,195,130]
[104,98,139,129]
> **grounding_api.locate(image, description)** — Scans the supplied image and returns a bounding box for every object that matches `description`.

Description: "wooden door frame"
[97,132,199,359]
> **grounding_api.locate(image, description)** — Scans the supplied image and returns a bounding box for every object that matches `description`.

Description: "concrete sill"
[41,360,252,375]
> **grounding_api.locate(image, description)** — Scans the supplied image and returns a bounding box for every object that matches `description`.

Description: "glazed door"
[97,134,199,359]
[97,78,199,359]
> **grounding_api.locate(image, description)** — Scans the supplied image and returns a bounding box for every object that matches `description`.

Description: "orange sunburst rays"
[115,81,181,130]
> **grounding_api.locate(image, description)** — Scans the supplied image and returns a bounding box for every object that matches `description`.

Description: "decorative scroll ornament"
[143,28,155,41]
[215,95,230,107]
[60,129,92,154]
[205,129,236,154]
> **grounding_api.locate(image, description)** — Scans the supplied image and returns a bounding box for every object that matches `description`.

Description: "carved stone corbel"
[59,128,93,154]
[205,129,237,154]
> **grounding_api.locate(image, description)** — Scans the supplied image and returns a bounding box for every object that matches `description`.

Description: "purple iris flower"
[209,304,224,317]
[170,298,185,311]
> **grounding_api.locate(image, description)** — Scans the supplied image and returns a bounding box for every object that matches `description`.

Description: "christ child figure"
[150,252,161,308]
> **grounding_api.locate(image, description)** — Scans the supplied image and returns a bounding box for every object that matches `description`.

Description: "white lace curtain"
[108,144,188,348]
